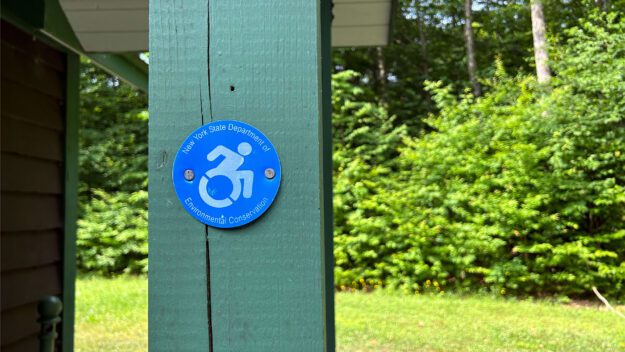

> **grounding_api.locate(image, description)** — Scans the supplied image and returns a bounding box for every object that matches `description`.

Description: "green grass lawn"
[76,276,147,351]
[76,276,625,352]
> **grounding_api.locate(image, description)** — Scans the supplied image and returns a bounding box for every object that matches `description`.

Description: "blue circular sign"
[172,120,281,228]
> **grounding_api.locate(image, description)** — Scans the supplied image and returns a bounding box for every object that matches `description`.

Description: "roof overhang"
[1,0,148,91]
[2,0,395,92]
[333,0,395,47]
[59,0,394,52]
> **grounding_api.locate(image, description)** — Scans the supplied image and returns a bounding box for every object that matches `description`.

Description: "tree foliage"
[78,190,148,275]
[336,0,623,128]
[77,60,148,275]
[333,12,625,300]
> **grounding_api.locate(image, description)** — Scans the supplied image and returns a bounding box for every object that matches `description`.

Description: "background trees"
[464,0,481,96]
[336,0,623,126]
[333,3,625,300]
[77,61,148,275]
[530,0,551,83]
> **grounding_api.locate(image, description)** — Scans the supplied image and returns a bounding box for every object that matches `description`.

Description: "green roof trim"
[1,0,148,93]
[41,0,83,52]
[88,54,149,92]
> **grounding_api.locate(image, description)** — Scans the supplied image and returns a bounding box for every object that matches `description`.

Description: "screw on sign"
[183,169,195,181]
[172,120,281,228]
[264,168,275,179]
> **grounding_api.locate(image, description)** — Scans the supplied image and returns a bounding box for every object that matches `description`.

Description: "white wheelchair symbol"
[199,142,254,208]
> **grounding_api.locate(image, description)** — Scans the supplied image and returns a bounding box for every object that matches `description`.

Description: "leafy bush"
[77,60,149,275]
[333,12,625,300]
[77,190,148,275]
[79,60,148,198]
[332,70,407,287]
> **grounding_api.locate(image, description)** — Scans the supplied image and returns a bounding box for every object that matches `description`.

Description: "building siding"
[1,20,66,351]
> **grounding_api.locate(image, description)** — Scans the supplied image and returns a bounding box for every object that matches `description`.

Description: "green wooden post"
[149,1,334,351]
[62,52,79,352]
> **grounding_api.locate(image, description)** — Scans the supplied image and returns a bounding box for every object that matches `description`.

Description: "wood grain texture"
[1,78,64,131]
[60,0,147,11]
[0,154,63,194]
[0,39,65,99]
[207,1,333,351]
[149,1,333,351]
[1,265,62,310]
[1,231,62,271]
[0,20,67,350]
[0,194,63,232]
[1,334,39,352]
[1,116,64,161]
[333,2,391,26]
[148,1,210,350]
[76,31,147,52]
[332,26,389,47]
[59,0,391,53]
[0,21,66,72]
[65,9,147,32]
[1,303,40,346]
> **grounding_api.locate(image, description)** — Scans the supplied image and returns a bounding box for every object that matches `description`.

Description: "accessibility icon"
[172,120,281,228]
[199,143,254,208]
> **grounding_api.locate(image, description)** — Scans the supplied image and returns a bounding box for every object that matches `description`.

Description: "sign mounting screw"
[184,169,195,181]
[264,168,275,179]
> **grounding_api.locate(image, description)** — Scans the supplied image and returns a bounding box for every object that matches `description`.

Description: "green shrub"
[77,190,148,275]
[77,60,149,275]
[331,70,407,288]
[333,12,625,300]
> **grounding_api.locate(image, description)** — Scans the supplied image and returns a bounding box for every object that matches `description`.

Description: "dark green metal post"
[38,296,63,352]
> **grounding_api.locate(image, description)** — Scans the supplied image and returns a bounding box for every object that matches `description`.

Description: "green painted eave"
[1,0,148,92]
[41,0,83,52]
[88,54,149,92]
